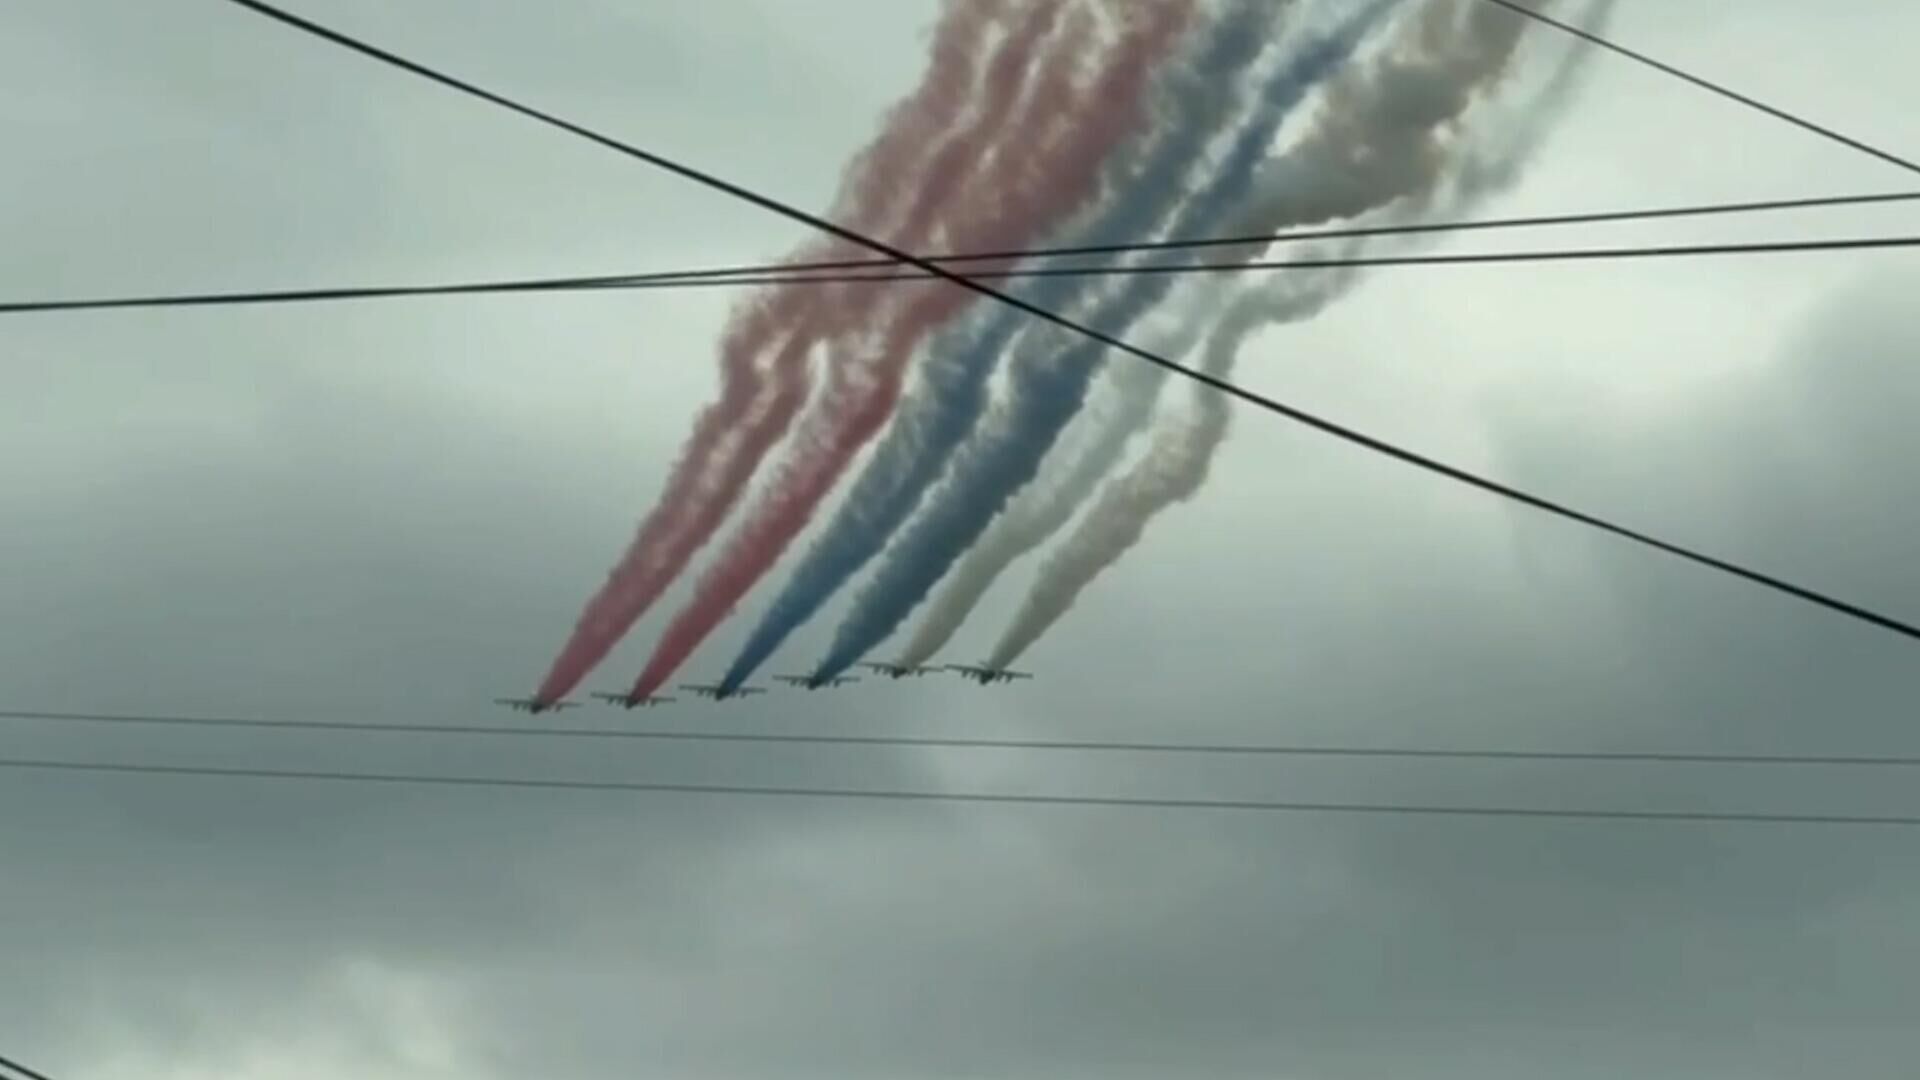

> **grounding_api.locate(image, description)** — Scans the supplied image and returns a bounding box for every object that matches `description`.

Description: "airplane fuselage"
[776,675,856,690]
[682,684,765,701]
[947,666,1030,685]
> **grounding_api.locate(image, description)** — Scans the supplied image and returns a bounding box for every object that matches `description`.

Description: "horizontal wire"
[4,756,1916,827]
[6,708,1919,768]
[7,212,1919,314]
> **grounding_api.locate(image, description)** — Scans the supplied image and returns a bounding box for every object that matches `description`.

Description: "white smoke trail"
[894,277,1233,666]
[986,0,1617,667]
[901,0,1592,667]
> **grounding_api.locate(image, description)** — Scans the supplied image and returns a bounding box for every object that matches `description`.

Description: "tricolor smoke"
[711,0,1286,691]
[627,0,1202,699]
[531,0,1024,704]
[988,0,1618,668]
[896,263,1231,667]
[814,0,1404,681]
[903,0,1572,666]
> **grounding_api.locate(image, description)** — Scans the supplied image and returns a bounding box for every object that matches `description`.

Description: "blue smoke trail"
[815,0,1402,679]
[714,0,1285,690]
[887,285,1227,665]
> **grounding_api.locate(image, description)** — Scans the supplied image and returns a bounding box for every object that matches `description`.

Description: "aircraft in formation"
[773,673,862,690]
[858,661,938,679]
[945,663,1034,685]
[591,691,677,709]
[500,664,1034,711]
[493,697,580,714]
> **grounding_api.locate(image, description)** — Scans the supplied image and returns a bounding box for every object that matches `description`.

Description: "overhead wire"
[0,1053,56,1080]
[5,191,1918,315]
[1481,0,1920,178]
[7,707,1920,769]
[2,755,1916,827]
[215,0,1920,649]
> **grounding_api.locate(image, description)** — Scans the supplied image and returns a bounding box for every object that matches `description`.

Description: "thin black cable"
[222,0,1920,648]
[7,190,1918,315]
[1482,0,1920,178]
[0,1053,56,1080]
[8,234,1912,315]
[2,756,1916,827]
[8,708,1920,769]
[522,235,1916,290]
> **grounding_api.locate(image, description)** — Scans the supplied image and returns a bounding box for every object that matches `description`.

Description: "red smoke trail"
[625,0,1077,583]
[534,1,1019,704]
[629,1,1199,698]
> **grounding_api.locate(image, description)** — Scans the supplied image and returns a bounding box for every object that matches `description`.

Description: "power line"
[8,234,1915,316]
[3,755,1917,827]
[1482,0,1920,178]
[218,0,1920,649]
[9,708,1920,770]
[509,235,1913,290]
[0,1053,55,1080]
[7,191,1919,315]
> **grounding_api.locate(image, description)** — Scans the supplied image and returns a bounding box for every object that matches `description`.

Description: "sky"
[3,1,1919,1078]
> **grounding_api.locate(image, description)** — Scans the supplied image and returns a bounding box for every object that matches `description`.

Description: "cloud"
[6,1,1920,1078]
[10,264,1918,1079]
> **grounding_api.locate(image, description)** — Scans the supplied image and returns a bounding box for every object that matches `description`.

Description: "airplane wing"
[1009,672,1033,680]
[742,688,768,696]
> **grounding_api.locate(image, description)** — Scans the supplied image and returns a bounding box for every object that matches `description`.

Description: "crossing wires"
[214,0,1920,649]
[4,191,1917,315]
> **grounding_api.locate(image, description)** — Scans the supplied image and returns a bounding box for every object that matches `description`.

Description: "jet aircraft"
[591,691,677,709]
[494,697,580,714]
[858,661,937,679]
[945,664,1034,686]
[681,684,769,701]
[773,673,861,690]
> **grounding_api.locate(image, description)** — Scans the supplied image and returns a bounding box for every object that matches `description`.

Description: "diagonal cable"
[1480,0,1920,178]
[0,1053,56,1080]
[218,0,1920,646]
[6,191,1918,315]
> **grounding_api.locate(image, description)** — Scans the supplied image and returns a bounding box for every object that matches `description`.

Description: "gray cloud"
[4,1,1919,1078]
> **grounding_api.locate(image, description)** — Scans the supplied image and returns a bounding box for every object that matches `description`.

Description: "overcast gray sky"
[4,2,1919,1078]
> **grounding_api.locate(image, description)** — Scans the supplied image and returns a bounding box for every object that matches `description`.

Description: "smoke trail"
[705,0,1287,691]
[897,280,1230,666]
[814,0,1406,681]
[627,1,1203,698]
[902,0,1567,666]
[989,269,1353,669]
[530,1,1056,703]
[989,0,1617,667]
